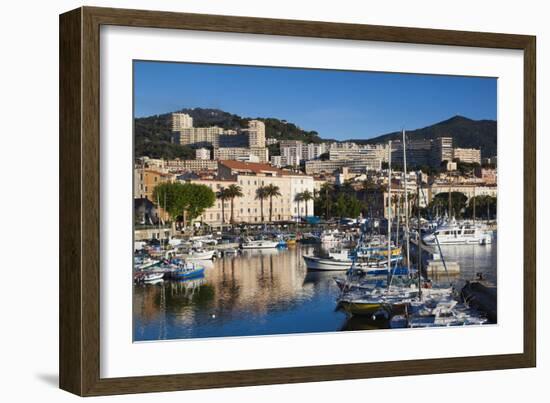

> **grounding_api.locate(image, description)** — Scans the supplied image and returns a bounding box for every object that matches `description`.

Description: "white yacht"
[240,237,280,249]
[423,222,493,245]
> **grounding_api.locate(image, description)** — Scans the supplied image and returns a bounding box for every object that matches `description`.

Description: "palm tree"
[300,190,314,217]
[294,192,304,220]
[320,182,333,219]
[255,186,268,222]
[264,184,281,222]
[216,188,230,227]
[225,184,243,224]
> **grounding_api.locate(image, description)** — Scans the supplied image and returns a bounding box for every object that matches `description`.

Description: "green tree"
[255,186,269,222]
[429,192,468,218]
[216,188,230,226]
[152,182,215,226]
[294,192,304,219]
[320,182,333,219]
[300,190,314,217]
[225,184,243,224]
[264,184,281,222]
[466,195,497,220]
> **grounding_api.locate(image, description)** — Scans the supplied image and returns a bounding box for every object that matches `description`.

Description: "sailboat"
[338,137,418,317]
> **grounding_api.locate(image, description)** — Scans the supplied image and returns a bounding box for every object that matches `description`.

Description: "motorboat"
[142,272,164,282]
[167,262,205,280]
[423,222,493,245]
[183,249,217,260]
[303,255,353,271]
[134,257,160,270]
[240,237,280,249]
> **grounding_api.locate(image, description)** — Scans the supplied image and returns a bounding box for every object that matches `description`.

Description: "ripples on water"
[133,239,497,341]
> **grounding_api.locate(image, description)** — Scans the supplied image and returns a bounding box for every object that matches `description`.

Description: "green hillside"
[352,115,497,158]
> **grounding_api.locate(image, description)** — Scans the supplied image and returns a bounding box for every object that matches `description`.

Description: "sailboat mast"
[387,141,392,285]
[417,172,422,298]
[402,129,410,270]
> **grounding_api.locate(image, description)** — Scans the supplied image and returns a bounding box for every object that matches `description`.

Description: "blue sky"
[134,61,497,141]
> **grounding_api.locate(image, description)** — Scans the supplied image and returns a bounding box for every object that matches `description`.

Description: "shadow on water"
[341,316,390,331]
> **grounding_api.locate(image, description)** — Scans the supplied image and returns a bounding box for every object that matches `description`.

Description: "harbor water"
[133,239,497,341]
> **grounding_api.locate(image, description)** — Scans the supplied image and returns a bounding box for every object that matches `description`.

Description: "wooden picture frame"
[59,6,536,396]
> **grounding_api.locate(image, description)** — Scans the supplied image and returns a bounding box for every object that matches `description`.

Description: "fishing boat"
[168,262,205,280]
[303,255,353,271]
[183,248,217,260]
[338,285,419,318]
[142,272,164,282]
[221,247,239,256]
[298,232,321,244]
[240,237,280,249]
[134,257,160,270]
[405,300,488,327]
[423,222,493,245]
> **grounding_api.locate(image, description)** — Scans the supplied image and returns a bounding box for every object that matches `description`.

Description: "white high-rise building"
[247,120,266,148]
[171,113,193,131]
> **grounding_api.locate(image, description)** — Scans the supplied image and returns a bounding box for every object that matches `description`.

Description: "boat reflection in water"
[133,242,496,341]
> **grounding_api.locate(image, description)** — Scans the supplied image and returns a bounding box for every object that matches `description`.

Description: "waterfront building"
[454,147,482,164]
[428,182,497,202]
[195,148,211,160]
[188,160,315,225]
[133,168,174,200]
[266,138,279,146]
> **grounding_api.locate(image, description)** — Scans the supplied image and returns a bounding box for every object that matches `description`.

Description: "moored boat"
[240,237,280,249]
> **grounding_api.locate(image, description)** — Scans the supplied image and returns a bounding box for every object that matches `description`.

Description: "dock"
[409,238,461,276]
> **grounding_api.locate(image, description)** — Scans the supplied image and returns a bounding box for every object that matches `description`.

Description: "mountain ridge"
[134,109,496,159]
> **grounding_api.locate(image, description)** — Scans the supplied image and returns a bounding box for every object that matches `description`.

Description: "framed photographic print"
[59,6,536,396]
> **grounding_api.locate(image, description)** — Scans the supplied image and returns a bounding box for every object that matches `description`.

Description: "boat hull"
[303,256,351,271]
[240,241,279,249]
[339,300,391,317]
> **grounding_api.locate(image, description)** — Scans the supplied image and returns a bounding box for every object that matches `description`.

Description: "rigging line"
[419,184,452,286]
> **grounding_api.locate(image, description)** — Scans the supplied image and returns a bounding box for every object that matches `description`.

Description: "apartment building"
[214,147,269,163]
[245,120,266,148]
[453,147,481,164]
[193,160,316,223]
[171,113,193,131]
[133,168,174,200]
[430,137,454,166]
[195,148,211,160]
